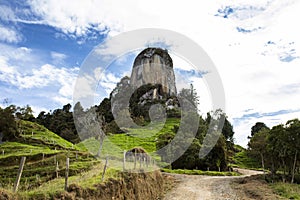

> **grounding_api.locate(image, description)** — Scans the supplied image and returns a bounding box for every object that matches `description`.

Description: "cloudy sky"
[1,0,300,147]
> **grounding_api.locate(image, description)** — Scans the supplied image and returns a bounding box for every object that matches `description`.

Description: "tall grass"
[271,182,300,199]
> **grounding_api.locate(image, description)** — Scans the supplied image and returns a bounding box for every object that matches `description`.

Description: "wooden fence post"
[134,152,137,170]
[56,161,59,178]
[148,157,151,168]
[42,153,45,165]
[139,156,142,169]
[123,150,126,171]
[13,157,26,192]
[64,157,69,191]
[101,157,108,182]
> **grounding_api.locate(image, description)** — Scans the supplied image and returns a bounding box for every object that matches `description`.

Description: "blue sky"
[1,0,300,147]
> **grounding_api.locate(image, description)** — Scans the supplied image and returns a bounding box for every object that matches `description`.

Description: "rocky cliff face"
[130,48,177,96]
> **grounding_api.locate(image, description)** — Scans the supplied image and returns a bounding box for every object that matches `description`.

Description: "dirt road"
[163,169,264,200]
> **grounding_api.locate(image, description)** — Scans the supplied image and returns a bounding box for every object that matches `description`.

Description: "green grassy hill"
[231,144,261,169]
[77,118,180,165]
[0,120,98,196]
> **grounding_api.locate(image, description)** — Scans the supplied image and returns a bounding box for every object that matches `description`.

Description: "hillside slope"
[0,120,96,193]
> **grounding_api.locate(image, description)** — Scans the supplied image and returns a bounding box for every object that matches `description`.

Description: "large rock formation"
[130,48,177,96]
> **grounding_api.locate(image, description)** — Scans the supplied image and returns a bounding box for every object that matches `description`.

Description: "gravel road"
[163,169,264,200]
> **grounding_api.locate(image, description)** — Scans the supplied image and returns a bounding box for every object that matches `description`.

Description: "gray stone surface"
[130,48,177,95]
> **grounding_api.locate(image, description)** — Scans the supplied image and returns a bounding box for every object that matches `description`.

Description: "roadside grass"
[271,182,300,199]
[161,168,240,176]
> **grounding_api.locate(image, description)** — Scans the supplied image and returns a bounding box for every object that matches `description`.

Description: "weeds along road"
[163,169,264,200]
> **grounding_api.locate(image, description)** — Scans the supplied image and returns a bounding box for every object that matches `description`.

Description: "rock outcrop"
[130,48,177,96]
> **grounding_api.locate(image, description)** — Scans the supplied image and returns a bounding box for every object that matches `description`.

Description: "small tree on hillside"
[248,128,269,173]
[0,105,18,141]
[285,119,300,183]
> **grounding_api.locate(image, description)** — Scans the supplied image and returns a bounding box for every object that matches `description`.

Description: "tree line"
[248,119,300,183]
[0,105,34,141]
[156,110,234,171]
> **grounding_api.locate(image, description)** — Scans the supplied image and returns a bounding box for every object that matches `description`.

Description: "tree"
[268,124,289,182]
[285,119,300,183]
[222,117,234,143]
[250,122,269,137]
[248,128,269,174]
[248,118,300,183]
[178,83,199,108]
[15,105,34,121]
[205,110,234,162]
[268,124,284,176]
[156,113,230,171]
[62,103,72,113]
[97,98,114,123]
[0,105,18,141]
[36,104,80,143]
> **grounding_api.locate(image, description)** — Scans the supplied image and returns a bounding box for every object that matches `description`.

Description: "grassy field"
[77,118,180,159]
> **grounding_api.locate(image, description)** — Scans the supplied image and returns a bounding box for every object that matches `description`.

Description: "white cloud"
[0,44,79,107]
[0,44,41,71]
[74,74,96,99]
[51,51,67,65]
[0,25,22,43]
[31,105,49,117]
[0,5,16,21]
[0,5,23,43]
[0,61,78,90]
[171,53,195,71]
[52,96,72,106]
[26,0,126,36]
[98,71,128,96]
